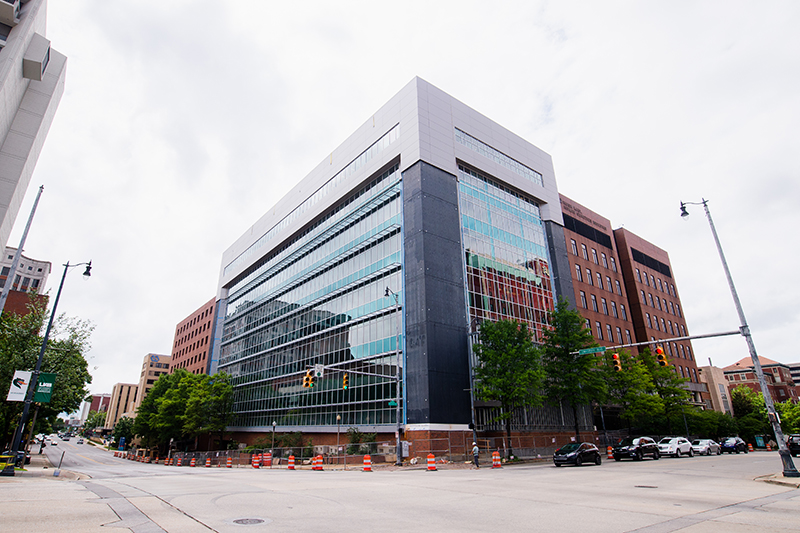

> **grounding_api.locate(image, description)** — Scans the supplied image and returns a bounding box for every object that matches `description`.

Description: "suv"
[613,437,660,461]
[658,437,694,457]
[787,435,800,457]
[720,437,748,454]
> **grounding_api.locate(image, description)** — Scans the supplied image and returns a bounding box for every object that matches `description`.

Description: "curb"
[755,474,800,489]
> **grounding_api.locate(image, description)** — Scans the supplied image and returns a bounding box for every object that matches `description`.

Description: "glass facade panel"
[219,165,403,429]
[458,165,554,340]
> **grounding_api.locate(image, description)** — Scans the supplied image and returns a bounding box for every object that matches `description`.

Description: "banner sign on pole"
[33,373,56,403]
[6,371,32,402]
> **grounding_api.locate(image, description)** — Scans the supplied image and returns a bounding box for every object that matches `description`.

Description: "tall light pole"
[271,421,276,468]
[336,414,341,468]
[385,287,403,466]
[0,185,44,317]
[10,260,92,461]
[681,199,798,477]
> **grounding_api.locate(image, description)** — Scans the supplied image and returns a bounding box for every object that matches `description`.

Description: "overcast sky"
[11,1,799,397]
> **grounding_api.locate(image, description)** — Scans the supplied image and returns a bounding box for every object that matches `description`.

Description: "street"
[1,442,798,532]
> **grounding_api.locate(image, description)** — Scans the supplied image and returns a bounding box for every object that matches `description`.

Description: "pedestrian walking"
[472,442,480,469]
[39,440,46,454]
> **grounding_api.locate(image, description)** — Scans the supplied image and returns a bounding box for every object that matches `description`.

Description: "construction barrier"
[427,453,437,471]
[288,455,295,470]
[767,443,772,451]
[252,454,260,469]
[177,457,182,467]
[146,456,151,463]
[227,457,233,468]
[607,446,614,459]
[313,455,324,471]
[205,457,211,468]
[748,443,754,452]
[492,451,502,468]
[190,457,196,467]
[264,452,272,467]
[363,454,372,472]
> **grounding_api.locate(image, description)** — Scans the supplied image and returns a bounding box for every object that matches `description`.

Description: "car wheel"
[635,451,643,461]
[595,454,602,465]
[676,449,681,458]
[614,456,621,462]
[575,456,583,467]
[653,451,660,460]
[735,449,740,454]
[555,463,561,467]
[688,449,694,457]
[717,449,721,455]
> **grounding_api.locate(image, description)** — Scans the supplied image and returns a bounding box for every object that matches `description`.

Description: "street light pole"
[271,421,276,468]
[466,319,479,445]
[681,199,798,477]
[10,260,92,460]
[385,287,403,466]
[336,414,341,468]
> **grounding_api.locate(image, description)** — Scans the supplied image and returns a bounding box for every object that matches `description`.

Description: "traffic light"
[303,369,314,388]
[612,353,622,372]
[342,373,349,390]
[655,346,668,366]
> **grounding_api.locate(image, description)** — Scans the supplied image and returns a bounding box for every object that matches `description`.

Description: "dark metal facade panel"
[403,161,470,425]
[544,220,576,309]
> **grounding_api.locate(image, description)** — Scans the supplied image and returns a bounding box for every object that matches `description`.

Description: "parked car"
[786,435,800,457]
[720,437,748,454]
[3,449,31,467]
[62,435,70,441]
[691,439,721,456]
[553,442,602,467]
[658,437,694,457]
[77,438,84,445]
[613,437,660,461]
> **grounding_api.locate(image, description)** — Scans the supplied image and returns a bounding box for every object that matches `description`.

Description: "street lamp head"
[82,261,92,279]
[679,203,690,219]
[272,421,276,428]
[385,287,390,297]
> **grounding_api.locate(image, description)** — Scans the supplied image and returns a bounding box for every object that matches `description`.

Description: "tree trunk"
[505,415,514,459]
[572,404,581,442]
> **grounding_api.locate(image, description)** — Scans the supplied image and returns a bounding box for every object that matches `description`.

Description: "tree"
[183,372,234,449]
[601,349,661,429]
[639,347,690,434]
[729,385,769,443]
[473,319,543,459]
[540,298,606,441]
[114,416,135,449]
[134,370,197,450]
[84,410,106,435]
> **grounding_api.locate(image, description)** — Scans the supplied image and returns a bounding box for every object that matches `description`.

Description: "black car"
[786,435,800,457]
[553,442,602,467]
[720,437,748,454]
[612,436,660,461]
[3,449,31,467]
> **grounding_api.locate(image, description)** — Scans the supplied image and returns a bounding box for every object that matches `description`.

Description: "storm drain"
[233,518,266,525]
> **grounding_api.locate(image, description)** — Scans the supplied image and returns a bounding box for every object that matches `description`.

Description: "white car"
[658,437,693,457]
[691,439,721,456]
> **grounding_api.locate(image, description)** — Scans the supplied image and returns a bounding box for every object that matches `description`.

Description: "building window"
[581,244,589,260]
[668,321,674,335]
[596,321,603,340]
[657,278,663,292]
[616,327,623,344]
[585,318,591,331]
[579,291,587,309]
[596,272,603,288]
[606,324,613,342]
[610,257,617,273]
[670,284,676,297]
[571,239,578,255]
[611,301,618,318]
[686,346,693,360]
[666,343,672,355]
[591,294,598,312]
[0,266,8,276]
[656,298,663,311]
[680,324,686,336]
[646,313,652,328]
[625,329,632,344]
[654,316,660,331]
[676,304,682,318]
[591,248,599,265]
[648,293,655,307]
[601,298,608,315]
[636,268,642,283]
[574,264,583,282]
[679,345,685,358]
[650,275,656,288]
[587,269,593,286]
[605,276,612,292]
[615,280,622,296]
[601,253,608,269]
[620,304,627,321]
[692,368,698,383]
[640,290,646,304]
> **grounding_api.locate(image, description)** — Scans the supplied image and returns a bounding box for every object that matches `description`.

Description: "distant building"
[0,0,67,250]
[79,393,111,422]
[171,297,215,375]
[104,383,138,431]
[723,356,798,404]
[787,362,800,387]
[697,365,732,414]
[0,245,50,315]
[133,353,171,412]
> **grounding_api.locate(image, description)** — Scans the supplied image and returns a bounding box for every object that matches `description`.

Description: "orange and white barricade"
[748,443,754,452]
[205,457,211,467]
[492,451,502,468]
[177,457,182,467]
[288,455,295,470]
[363,454,372,472]
[767,443,772,451]
[190,457,196,467]
[264,452,272,467]
[227,456,233,468]
[607,446,613,459]
[252,454,260,468]
[427,453,437,471]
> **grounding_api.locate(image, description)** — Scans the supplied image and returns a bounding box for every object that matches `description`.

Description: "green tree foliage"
[685,409,738,440]
[0,296,94,448]
[729,385,769,442]
[601,350,661,428]
[638,347,690,433]
[133,370,234,452]
[775,400,800,435]
[473,318,543,458]
[540,298,605,441]
[113,416,135,449]
[83,410,106,434]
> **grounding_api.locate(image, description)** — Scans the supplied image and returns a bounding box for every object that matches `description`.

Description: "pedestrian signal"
[342,373,349,390]
[612,353,622,372]
[655,346,668,366]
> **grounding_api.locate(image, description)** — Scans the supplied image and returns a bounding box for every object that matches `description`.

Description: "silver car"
[658,437,694,457]
[691,439,721,455]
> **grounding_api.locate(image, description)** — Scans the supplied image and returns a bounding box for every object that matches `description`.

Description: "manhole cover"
[233,518,265,525]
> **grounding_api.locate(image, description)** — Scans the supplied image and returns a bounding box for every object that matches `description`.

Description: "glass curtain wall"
[219,165,403,429]
[458,164,555,341]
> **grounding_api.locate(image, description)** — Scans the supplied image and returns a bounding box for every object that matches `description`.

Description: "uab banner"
[6,371,32,402]
[34,373,56,403]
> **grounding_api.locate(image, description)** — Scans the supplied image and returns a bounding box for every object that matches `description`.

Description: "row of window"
[0,275,40,291]
[573,263,623,296]
[588,320,633,345]
[635,268,676,297]
[644,313,686,337]
[569,239,618,273]
[174,335,210,359]
[175,320,211,348]
[640,290,682,317]
[578,291,628,321]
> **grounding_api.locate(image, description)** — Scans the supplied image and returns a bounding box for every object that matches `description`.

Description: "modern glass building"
[213,78,578,440]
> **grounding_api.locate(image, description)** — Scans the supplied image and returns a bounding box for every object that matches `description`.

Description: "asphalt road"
[3,442,799,533]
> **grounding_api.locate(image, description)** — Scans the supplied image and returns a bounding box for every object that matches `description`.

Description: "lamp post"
[466,319,480,445]
[680,199,798,477]
[384,287,403,466]
[336,414,341,468]
[271,421,276,468]
[10,260,92,461]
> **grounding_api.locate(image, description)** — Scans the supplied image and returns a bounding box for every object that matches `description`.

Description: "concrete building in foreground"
[0,0,66,250]
[214,78,582,447]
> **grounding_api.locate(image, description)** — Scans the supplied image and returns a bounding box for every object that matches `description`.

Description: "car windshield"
[692,440,704,445]
[617,438,637,446]
[659,438,675,444]
[723,438,736,444]
[559,443,580,452]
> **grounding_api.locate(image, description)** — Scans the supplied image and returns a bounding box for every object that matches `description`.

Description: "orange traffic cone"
[252,454,260,469]
[177,457,182,467]
[363,454,372,472]
[607,446,613,459]
[227,456,232,468]
[205,457,211,467]
[190,457,196,467]
[767,443,772,451]
[288,455,295,470]
[427,453,437,471]
[492,451,502,468]
[748,443,754,452]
